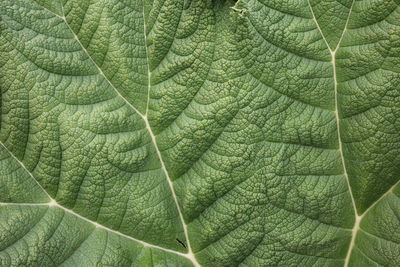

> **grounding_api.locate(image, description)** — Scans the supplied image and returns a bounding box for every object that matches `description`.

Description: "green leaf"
[0,0,399,266]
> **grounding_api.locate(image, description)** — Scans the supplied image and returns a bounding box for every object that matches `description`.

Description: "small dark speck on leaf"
[176,238,187,248]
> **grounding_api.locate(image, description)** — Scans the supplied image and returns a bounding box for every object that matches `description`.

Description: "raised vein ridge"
[139,2,199,264]
[307,1,358,266]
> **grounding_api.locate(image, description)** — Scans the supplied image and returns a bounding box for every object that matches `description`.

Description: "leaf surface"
[0,0,399,266]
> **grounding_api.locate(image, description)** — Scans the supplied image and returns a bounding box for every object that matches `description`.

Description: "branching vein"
[3,3,201,266]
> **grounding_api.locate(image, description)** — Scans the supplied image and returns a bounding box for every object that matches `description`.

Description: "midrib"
[306,1,400,266]
[292,3,399,263]
[140,2,200,266]
[307,1,359,266]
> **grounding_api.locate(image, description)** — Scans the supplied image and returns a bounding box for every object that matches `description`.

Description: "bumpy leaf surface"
[0,0,399,266]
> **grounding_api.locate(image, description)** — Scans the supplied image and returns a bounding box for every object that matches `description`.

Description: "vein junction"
[0,140,195,262]
[307,1,399,266]
[58,5,200,266]
[0,3,200,266]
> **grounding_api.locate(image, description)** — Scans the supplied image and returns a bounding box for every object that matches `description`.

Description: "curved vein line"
[0,207,49,253]
[359,228,400,246]
[58,6,145,120]
[361,179,400,217]
[353,247,383,266]
[249,72,334,112]
[56,226,97,266]
[0,142,52,201]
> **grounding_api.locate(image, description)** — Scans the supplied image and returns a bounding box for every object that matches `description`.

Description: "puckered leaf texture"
[0,0,399,266]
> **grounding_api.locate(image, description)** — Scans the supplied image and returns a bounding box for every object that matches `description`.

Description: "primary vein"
[139,2,199,265]
[307,1,357,266]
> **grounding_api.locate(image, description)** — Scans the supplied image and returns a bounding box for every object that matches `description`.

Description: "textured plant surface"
[0,0,400,266]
